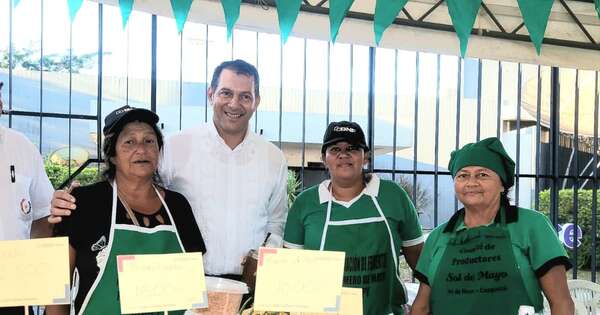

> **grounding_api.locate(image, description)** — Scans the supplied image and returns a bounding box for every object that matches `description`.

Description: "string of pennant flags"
[10,0,600,57]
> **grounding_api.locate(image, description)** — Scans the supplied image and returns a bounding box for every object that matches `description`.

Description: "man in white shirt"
[0,82,54,314]
[49,60,288,279]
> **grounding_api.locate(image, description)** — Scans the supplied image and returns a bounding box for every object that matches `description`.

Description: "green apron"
[78,181,186,315]
[320,190,406,315]
[430,209,532,314]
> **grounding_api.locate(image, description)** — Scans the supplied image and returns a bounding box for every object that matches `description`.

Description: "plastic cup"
[518,305,536,315]
[194,277,249,315]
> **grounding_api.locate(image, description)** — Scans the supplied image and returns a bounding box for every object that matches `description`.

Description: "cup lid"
[205,276,249,294]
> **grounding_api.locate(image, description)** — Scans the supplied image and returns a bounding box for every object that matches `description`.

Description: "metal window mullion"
[230,30,234,60]
[126,24,130,104]
[8,0,13,128]
[39,0,43,152]
[454,57,462,212]
[349,45,353,121]
[535,65,542,211]
[69,22,73,175]
[278,41,283,148]
[367,47,375,172]
[516,63,522,205]
[326,42,331,125]
[150,15,157,112]
[476,59,482,141]
[301,39,307,190]
[392,49,398,181]
[204,26,208,123]
[592,71,599,282]
[413,52,420,206]
[550,67,560,229]
[97,3,103,162]
[434,54,440,226]
[497,61,502,138]
[254,32,259,133]
[179,31,183,130]
[573,69,580,278]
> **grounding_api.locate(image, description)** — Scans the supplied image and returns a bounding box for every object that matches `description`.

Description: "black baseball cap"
[103,105,159,136]
[321,121,369,153]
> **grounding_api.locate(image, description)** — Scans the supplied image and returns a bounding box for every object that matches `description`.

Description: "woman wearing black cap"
[46,106,206,315]
[411,137,573,315]
[284,121,424,315]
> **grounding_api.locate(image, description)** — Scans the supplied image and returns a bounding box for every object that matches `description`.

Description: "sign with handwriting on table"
[0,237,70,307]
[254,247,345,313]
[116,252,207,314]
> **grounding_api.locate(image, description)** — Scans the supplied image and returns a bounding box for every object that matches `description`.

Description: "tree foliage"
[44,161,101,190]
[0,48,104,73]
[539,189,600,268]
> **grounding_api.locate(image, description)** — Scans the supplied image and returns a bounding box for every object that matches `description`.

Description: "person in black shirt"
[47,106,206,315]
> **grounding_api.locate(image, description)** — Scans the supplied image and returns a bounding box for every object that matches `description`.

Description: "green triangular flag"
[595,0,599,19]
[170,0,193,33]
[329,0,354,43]
[446,0,482,57]
[12,0,20,7]
[67,0,84,23]
[374,0,408,45]
[517,0,553,55]
[275,0,302,44]
[119,0,134,29]
[221,0,241,41]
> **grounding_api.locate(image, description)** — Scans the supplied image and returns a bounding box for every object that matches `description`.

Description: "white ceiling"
[97,0,600,70]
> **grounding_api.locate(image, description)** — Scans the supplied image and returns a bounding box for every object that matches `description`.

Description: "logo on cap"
[114,107,133,115]
[333,126,356,133]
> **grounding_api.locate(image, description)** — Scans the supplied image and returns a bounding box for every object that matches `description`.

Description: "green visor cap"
[448,137,516,188]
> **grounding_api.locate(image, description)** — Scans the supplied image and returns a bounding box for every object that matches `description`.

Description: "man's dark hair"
[0,81,3,90]
[102,122,164,182]
[210,59,260,97]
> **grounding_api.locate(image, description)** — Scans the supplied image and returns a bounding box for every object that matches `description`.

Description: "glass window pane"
[304,39,328,167]
[374,47,395,171]
[416,52,437,171]
[329,43,351,121]
[351,45,369,127]
[71,2,99,116]
[438,55,459,170]
[0,0,10,128]
[280,37,304,167]
[156,15,181,135]
[42,0,69,114]
[256,33,280,142]
[181,22,208,129]
[12,0,41,112]
[102,5,151,124]
[395,50,416,172]
[12,115,40,148]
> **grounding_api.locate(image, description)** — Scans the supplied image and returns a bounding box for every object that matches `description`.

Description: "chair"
[568,279,600,315]
[542,286,587,315]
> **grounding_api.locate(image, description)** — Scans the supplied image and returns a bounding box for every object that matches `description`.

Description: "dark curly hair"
[102,121,164,183]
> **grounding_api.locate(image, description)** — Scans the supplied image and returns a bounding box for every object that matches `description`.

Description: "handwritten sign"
[116,252,207,314]
[0,237,70,307]
[254,247,345,313]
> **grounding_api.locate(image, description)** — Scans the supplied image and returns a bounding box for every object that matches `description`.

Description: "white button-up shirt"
[0,126,53,241]
[160,122,288,275]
